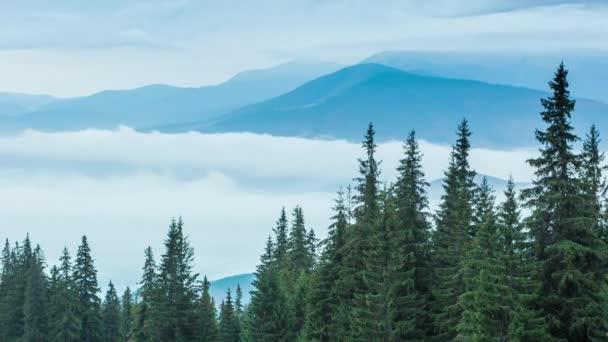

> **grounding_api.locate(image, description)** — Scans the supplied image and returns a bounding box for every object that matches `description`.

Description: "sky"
[0,0,606,96]
[0,128,536,290]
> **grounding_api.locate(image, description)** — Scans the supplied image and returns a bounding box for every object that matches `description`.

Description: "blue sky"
[0,0,606,96]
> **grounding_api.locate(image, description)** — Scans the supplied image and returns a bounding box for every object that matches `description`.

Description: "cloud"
[0,128,538,291]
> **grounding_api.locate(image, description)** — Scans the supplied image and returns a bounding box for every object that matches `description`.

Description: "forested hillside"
[1,64,607,341]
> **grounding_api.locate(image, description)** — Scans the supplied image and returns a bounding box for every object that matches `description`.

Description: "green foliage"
[198,276,218,342]
[219,290,240,342]
[73,235,102,342]
[121,287,134,342]
[102,282,121,342]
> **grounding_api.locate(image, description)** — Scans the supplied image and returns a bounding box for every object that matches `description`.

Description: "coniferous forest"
[1,64,608,341]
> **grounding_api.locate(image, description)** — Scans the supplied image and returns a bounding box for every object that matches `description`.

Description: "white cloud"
[0,128,538,291]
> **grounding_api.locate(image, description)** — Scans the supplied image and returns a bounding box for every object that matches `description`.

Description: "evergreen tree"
[288,206,313,274]
[102,282,121,342]
[121,287,133,342]
[580,125,607,241]
[23,245,49,341]
[219,290,239,342]
[132,247,158,342]
[273,208,289,264]
[235,284,243,338]
[156,218,200,341]
[523,63,607,340]
[247,237,290,342]
[198,276,218,342]
[432,119,476,340]
[305,191,349,341]
[49,247,81,342]
[0,239,15,341]
[335,123,380,340]
[73,236,102,342]
[392,130,433,340]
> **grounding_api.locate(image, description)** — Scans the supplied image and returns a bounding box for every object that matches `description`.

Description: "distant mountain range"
[210,273,255,306]
[1,52,607,147]
[201,63,608,146]
[0,62,341,131]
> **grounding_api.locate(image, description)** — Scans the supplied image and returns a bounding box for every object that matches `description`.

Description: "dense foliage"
[1,64,607,341]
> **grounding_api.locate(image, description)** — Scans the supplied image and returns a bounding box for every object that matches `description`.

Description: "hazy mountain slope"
[210,273,255,306]
[3,62,341,131]
[363,51,608,103]
[204,63,608,147]
[0,92,58,117]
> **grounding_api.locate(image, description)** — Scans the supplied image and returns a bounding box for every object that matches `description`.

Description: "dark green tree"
[523,63,607,340]
[392,130,433,340]
[23,245,49,341]
[198,276,218,342]
[273,208,289,264]
[580,125,607,242]
[132,246,159,342]
[73,235,102,342]
[102,282,122,342]
[432,119,476,340]
[49,247,81,342]
[219,290,240,342]
[121,287,133,342]
[288,206,313,274]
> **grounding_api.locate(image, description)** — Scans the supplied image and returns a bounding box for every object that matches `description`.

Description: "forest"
[1,63,607,341]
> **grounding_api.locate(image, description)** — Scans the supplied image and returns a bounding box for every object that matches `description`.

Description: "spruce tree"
[432,119,476,340]
[133,246,158,342]
[121,287,133,342]
[198,276,218,342]
[219,290,240,342]
[273,208,289,264]
[335,123,380,340]
[287,206,313,274]
[247,237,290,342]
[23,245,49,341]
[235,284,243,338]
[102,282,122,342]
[305,191,349,341]
[392,130,433,340]
[0,239,15,341]
[580,125,607,241]
[523,63,607,340]
[49,247,81,342]
[156,218,200,341]
[73,235,102,342]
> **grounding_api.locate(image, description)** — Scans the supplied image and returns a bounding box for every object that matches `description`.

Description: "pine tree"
[335,123,380,340]
[23,245,49,341]
[0,239,15,341]
[198,276,218,342]
[305,190,349,341]
[288,206,313,274]
[392,130,433,340]
[102,282,122,342]
[156,218,200,341]
[49,247,81,342]
[273,208,289,264]
[121,287,133,342]
[580,125,607,242]
[133,246,159,342]
[73,236,102,342]
[247,237,290,342]
[432,119,476,340]
[523,63,607,340]
[499,179,551,341]
[219,290,240,342]
[235,284,243,338]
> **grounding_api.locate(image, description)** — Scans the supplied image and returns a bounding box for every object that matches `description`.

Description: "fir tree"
[523,63,607,340]
[73,235,102,342]
[23,245,49,341]
[432,119,476,340]
[247,237,290,342]
[121,287,133,342]
[273,208,289,264]
[288,206,313,274]
[198,276,218,342]
[133,246,158,342]
[219,290,240,342]
[49,247,81,342]
[392,130,433,340]
[580,125,607,241]
[156,218,200,341]
[102,282,122,342]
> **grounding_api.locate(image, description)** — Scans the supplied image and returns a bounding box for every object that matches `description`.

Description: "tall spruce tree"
[524,63,607,340]
[288,206,313,274]
[432,119,476,340]
[305,191,349,341]
[392,130,433,340]
[219,290,240,342]
[247,237,290,342]
[49,247,81,342]
[121,287,133,342]
[102,282,122,342]
[580,125,607,241]
[73,235,102,342]
[198,276,218,342]
[273,208,289,264]
[23,245,49,341]
[133,246,158,342]
[156,218,200,341]
[335,123,380,340]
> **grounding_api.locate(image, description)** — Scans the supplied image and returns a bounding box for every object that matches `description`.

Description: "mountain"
[2,61,341,132]
[363,51,608,103]
[202,63,608,147]
[0,92,58,117]
[210,273,255,306]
